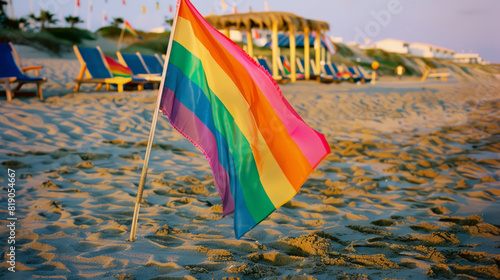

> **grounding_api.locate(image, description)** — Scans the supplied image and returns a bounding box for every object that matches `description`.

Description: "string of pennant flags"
[28,0,271,31]
[71,0,177,30]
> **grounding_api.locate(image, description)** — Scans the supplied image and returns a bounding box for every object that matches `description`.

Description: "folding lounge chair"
[0,43,46,101]
[117,52,162,83]
[329,62,362,83]
[308,59,337,84]
[421,66,450,82]
[138,53,165,75]
[296,58,319,80]
[296,58,335,83]
[257,57,290,84]
[73,45,146,92]
[279,56,305,80]
[348,66,371,83]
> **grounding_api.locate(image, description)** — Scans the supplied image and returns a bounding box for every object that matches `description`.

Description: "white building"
[453,53,485,64]
[408,42,455,59]
[331,37,343,43]
[372,39,409,54]
[371,39,455,59]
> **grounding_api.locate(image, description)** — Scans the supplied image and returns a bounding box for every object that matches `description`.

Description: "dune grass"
[0,29,74,54]
[45,27,95,44]
[119,32,171,55]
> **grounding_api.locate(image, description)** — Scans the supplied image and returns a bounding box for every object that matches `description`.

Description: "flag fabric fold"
[160,0,330,238]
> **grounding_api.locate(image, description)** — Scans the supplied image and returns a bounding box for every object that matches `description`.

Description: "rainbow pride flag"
[123,20,143,40]
[105,56,132,77]
[160,0,330,238]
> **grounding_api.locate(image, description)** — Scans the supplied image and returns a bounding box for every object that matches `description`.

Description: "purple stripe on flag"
[161,88,235,215]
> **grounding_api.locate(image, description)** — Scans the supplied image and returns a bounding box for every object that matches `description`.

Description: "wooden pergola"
[205,12,330,82]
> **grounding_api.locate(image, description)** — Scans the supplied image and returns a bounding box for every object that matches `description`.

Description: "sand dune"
[0,56,499,280]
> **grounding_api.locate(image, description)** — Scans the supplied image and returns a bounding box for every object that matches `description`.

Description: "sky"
[10,0,500,62]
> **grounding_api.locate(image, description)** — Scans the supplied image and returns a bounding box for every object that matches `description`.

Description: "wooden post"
[315,31,321,77]
[246,29,253,58]
[3,78,13,101]
[225,27,230,38]
[289,25,296,82]
[272,20,279,79]
[304,26,310,80]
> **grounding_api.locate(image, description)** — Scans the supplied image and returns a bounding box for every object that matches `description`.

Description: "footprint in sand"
[145,235,185,248]
[81,244,131,258]
[73,216,99,227]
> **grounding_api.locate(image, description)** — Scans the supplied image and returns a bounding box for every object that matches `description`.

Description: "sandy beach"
[1,50,500,280]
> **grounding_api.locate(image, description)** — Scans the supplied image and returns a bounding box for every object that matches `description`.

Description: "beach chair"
[116,52,162,83]
[329,62,362,83]
[348,66,372,83]
[73,45,146,92]
[0,42,46,101]
[278,56,305,80]
[421,66,450,82]
[295,58,331,83]
[138,53,164,75]
[296,58,320,80]
[257,57,290,84]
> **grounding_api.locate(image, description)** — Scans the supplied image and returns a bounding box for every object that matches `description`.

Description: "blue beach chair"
[349,66,372,83]
[117,52,162,83]
[73,45,146,92]
[296,58,335,83]
[0,43,46,101]
[278,56,305,80]
[139,53,164,75]
[328,62,362,83]
[297,58,315,76]
[257,57,290,84]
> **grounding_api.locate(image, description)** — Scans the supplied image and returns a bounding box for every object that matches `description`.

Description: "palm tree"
[65,15,83,28]
[165,17,174,27]
[111,17,123,28]
[29,10,57,30]
[0,0,7,15]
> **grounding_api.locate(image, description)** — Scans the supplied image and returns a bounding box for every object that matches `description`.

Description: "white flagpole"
[87,0,92,30]
[102,10,107,27]
[59,4,63,26]
[128,0,182,242]
[29,0,35,27]
[74,0,78,17]
[117,24,125,51]
[8,0,13,19]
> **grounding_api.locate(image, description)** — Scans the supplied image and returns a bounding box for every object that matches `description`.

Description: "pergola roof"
[306,19,330,32]
[205,12,329,32]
